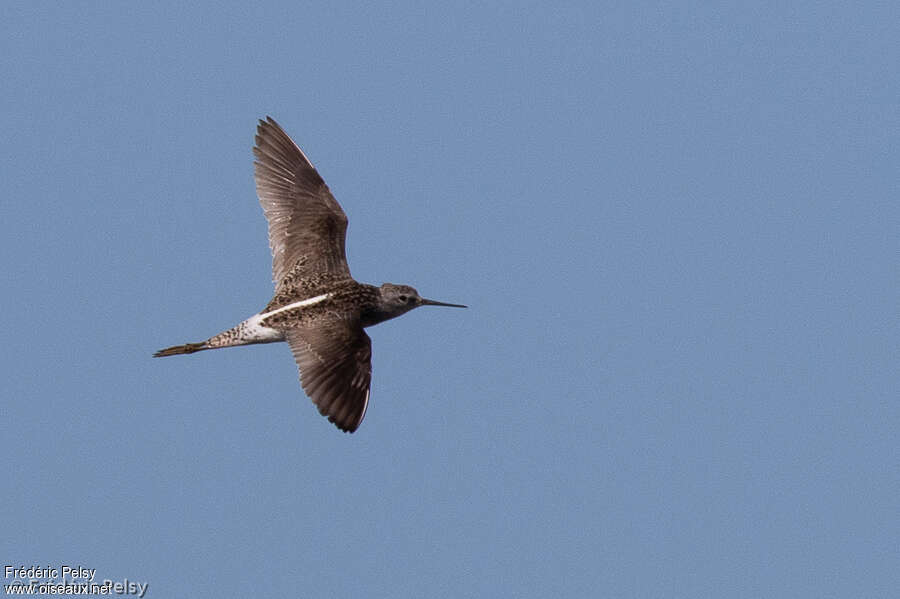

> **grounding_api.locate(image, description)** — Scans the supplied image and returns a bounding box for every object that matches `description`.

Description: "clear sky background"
[2,2,897,598]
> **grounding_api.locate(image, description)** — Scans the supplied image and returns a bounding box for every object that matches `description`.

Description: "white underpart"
[238,314,285,344]
[258,293,331,319]
[236,293,332,345]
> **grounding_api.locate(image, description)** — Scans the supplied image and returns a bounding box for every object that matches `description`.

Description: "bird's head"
[378,283,467,317]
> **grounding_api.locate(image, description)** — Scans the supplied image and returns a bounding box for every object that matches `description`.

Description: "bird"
[154,117,466,433]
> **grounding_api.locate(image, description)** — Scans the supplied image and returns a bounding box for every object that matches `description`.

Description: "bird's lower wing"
[285,324,372,433]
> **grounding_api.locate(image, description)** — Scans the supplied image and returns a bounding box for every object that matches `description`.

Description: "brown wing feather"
[254,117,350,286]
[285,325,372,433]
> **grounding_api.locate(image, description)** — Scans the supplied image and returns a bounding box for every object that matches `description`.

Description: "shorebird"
[154,117,466,433]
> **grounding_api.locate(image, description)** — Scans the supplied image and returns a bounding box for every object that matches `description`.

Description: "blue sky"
[2,2,897,597]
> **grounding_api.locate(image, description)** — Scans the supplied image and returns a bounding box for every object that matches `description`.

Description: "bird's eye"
[398,295,407,302]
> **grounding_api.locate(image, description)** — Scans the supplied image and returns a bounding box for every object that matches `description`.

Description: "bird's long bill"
[421,298,467,308]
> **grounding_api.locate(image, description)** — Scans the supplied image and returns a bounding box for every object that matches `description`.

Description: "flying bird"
[154,117,466,432]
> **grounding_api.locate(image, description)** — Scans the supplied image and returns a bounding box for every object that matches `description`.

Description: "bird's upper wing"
[285,323,372,433]
[254,116,350,287]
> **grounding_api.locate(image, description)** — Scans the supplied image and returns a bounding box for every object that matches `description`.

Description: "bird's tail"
[153,315,286,358]
[153,342,210,357]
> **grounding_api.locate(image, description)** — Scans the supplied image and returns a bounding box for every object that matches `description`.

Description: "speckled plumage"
[154,117,466,433]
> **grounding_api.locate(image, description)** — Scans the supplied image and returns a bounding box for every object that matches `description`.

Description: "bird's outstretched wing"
[285,324,372,433]
[254,116,350,287]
